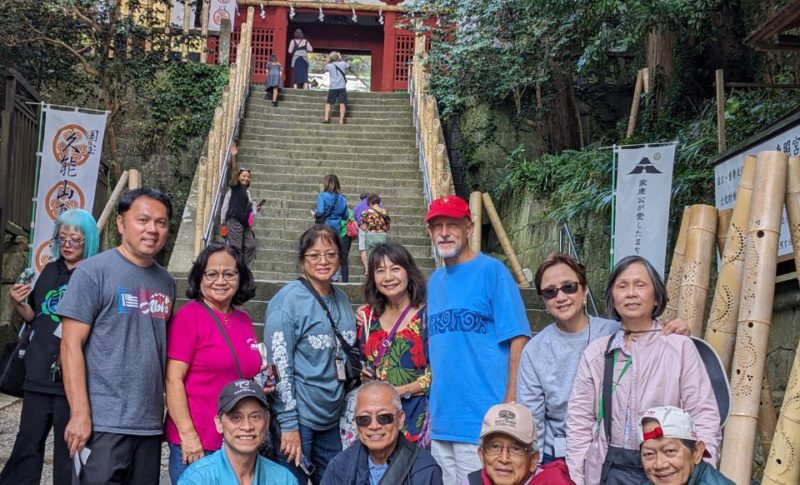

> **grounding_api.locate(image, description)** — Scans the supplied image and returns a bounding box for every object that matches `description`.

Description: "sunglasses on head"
[355,413,396,427]
[539,281,580,300]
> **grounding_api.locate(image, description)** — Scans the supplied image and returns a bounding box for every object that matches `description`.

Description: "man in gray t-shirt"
[323,51,350,125]
[59,188,175,484]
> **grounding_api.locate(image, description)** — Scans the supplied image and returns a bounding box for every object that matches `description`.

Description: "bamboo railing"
[193,7,255,257]
[408,26,453,208]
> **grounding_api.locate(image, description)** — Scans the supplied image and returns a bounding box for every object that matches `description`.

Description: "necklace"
[203,299,231,327]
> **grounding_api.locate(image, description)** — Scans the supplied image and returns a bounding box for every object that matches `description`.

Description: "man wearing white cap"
[462,403,574,485]
[639,406,733,485]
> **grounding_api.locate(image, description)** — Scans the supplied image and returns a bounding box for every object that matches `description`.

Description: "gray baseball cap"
[217,379,268,414]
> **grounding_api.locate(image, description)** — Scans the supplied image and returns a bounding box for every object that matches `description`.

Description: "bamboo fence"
[720,151,788,484]
[469,191,483,253]
[193,7,255,257]
[409,25,453,205]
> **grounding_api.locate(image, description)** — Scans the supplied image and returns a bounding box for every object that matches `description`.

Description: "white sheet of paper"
[73,447,91,476]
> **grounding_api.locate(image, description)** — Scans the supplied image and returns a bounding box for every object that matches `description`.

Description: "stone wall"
[0,232,30,341]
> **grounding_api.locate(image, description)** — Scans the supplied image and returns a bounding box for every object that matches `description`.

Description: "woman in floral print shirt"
[358,242,431,445]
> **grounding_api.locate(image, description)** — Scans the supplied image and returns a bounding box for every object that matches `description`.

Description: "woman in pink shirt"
[164,242,262,483]
[565,256,721,485]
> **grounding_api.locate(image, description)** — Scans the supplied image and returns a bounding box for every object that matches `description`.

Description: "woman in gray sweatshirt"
[264,225,356,484]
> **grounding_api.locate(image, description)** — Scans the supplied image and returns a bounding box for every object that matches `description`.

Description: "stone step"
[241,116,414,131]
[243,107,413,122]
[237,135,417,151]
[239,112,410,130]
[253,87,410,99]
[246,97,411,110]
[252,219,430,238]
[237,150,418,165]
[245,165,422,180]
[246,188,425,205]
[246,102,412,116]
[250,175,422,190]
[238,131,415,146]
[250,201,429,219]
[240,119,417,136]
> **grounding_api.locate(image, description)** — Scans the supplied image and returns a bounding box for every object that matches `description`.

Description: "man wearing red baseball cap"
[424,195,531,484]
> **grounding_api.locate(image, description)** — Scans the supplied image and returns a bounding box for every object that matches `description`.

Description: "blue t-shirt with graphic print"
[427,252,531,444]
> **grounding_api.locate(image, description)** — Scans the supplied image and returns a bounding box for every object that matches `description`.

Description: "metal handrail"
[560,222,600,316]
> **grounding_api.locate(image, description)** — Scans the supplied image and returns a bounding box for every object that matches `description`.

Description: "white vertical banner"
[613,143,677,276]
[31,106,107,276]
[208,0,237,32]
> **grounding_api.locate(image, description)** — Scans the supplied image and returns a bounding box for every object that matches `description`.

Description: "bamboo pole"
[717,208,733,255]
[720,150,788,484]
[642,67,651,94]
[761,342,800,484]
[626,69,644,138]
[705,155,757,375]
[716,69,727,153]
[194,156,208,257]
[469,192,483,253]
[758,371,778,457]
[677,204,717,336]
[182,0,190,62]
[762,154,800,484]
[96,170,130,232]
[200,0,209,63]
[482,193,529,287]
[663,206,692,321]
[128,169,141,189]
[163,2,172,62]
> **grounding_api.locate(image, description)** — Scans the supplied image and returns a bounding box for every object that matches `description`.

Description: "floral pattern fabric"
[358,306,431,443]
[360,209,390,233]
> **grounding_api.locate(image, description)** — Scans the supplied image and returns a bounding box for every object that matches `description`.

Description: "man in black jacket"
[321,381,442,485]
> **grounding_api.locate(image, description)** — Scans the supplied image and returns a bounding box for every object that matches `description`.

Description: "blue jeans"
[168,443,213,484]
[270,421,342,484]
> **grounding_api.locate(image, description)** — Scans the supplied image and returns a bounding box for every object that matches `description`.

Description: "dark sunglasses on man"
[355,412,398,427]
[539,281,580,300]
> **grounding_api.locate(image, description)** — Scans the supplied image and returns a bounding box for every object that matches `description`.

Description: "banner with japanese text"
[208,0,237,32]
[613,143,677,276]
[31,106,107,277]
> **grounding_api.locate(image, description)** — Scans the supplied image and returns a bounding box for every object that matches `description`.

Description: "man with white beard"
[424,195,531,485]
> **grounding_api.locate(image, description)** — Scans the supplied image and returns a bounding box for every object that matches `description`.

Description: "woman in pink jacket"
[565,256,721,485]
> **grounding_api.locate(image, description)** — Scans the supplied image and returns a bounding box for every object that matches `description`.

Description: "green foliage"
[145,63,229,151]
[498,89,800,227]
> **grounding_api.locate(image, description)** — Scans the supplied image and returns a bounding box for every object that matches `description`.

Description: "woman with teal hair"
[1,208,99,485]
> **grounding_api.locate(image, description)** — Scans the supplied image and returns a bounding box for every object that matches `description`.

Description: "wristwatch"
[403,390,412,400]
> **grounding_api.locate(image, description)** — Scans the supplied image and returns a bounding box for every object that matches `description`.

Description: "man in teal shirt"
[179,380,298,485]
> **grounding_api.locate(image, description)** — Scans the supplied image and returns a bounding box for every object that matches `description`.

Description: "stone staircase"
[237,88,435,283]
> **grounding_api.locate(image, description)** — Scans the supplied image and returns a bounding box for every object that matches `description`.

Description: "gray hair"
[355,380,402,412]
[605,255,667,321]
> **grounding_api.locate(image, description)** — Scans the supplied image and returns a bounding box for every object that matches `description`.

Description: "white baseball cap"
[638,406,710,457]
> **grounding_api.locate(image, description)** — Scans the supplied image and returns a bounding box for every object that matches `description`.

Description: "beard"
[434,240,463,259]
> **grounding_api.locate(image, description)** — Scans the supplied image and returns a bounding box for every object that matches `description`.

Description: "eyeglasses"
[55,237,85,248]
[304,251,339,264]
[203,270,239,281]
[539,281,580,300]
[355,412,396,427]
[482,441,532,457]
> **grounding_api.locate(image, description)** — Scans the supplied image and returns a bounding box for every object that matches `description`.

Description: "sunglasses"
[355,412,396,427]
[539,281,580,300]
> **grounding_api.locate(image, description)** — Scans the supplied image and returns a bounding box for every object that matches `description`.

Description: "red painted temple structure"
[207,1,415,92]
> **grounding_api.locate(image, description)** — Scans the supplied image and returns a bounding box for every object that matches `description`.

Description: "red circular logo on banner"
[213,7,231,24]
[52,124,91,167]
[44,181,85,221]
[35,239,54,273]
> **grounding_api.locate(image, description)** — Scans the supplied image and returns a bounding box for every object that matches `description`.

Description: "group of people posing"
[3,190,734,485]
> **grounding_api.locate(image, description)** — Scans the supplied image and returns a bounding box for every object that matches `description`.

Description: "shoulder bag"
[199,302,244,379]
[0,322,32,397]
[297,277,362,392]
